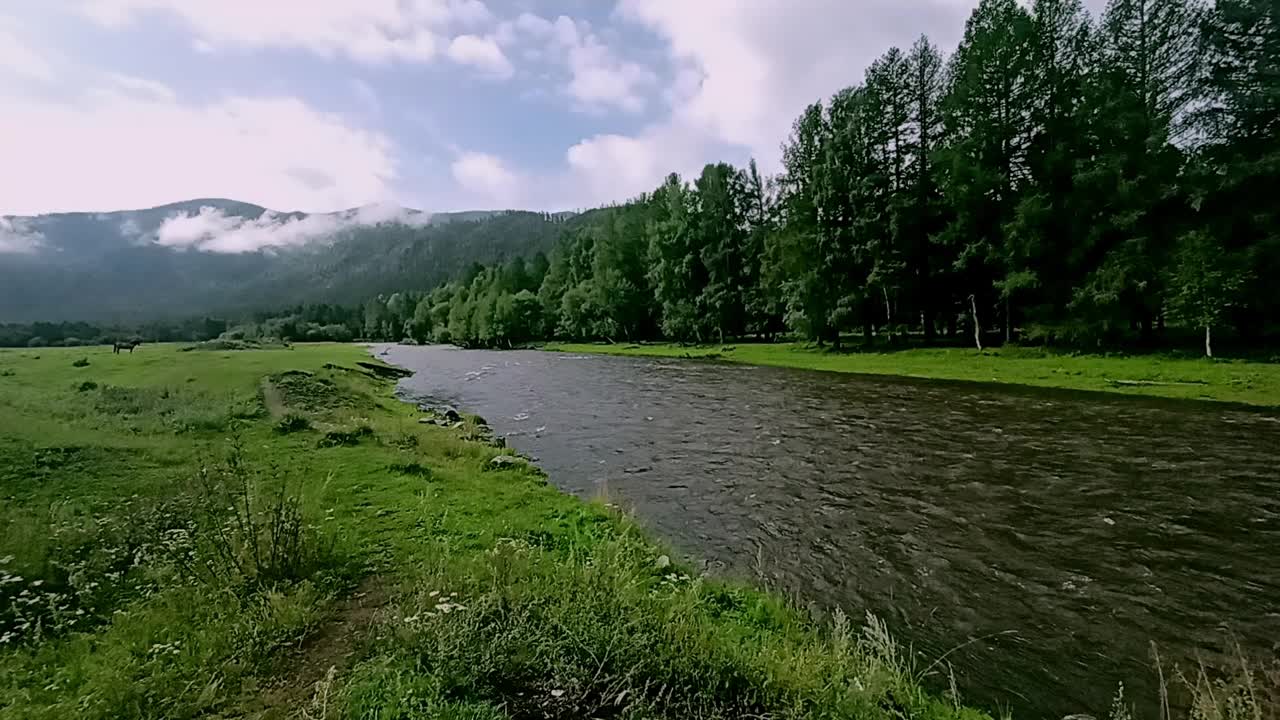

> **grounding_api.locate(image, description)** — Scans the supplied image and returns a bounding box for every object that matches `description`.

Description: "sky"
[0,0,1110,218]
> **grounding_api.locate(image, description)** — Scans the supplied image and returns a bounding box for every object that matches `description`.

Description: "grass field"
[0,343,995,720]
[543,342,1280,407]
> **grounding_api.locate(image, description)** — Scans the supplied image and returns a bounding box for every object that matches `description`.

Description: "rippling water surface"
[378,344,1280,717]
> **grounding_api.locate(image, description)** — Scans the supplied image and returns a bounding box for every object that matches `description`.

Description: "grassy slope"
[0,344,988,720]
[544,342,1280,407]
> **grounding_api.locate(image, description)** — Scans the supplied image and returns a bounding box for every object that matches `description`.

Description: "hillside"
[0,200,573,322]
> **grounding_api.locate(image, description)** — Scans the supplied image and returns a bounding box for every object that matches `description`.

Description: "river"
[377,344,1280,718]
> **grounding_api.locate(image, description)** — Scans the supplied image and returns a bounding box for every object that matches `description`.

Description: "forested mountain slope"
[0,199,571,322]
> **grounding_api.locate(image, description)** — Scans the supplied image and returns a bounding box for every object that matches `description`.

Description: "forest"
[370,0,1277,357]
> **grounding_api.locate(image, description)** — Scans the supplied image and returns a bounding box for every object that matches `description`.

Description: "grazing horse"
[113,340,140,354]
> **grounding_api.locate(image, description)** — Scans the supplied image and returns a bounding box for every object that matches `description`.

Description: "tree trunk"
[882,287,893,342]
[1204,325,1212,358]
[1004,296,1012,344]
[969,294,983,352]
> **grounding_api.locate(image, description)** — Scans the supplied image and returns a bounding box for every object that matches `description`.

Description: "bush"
[177,441,337,588]
[318,425,375,448]
[26,336,47,348]
[274,413,312,434]
[72,357,90,368]
[77,380,98,392]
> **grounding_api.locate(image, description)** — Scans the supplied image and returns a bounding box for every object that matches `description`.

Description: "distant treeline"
[0,319,230,348]
[0,307,362,348]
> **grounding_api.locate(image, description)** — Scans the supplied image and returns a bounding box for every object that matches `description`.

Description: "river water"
[378,344,1280,718]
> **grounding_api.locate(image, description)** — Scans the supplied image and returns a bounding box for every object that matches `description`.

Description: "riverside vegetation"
[1,344,1275,719]
[543,343,1280,407]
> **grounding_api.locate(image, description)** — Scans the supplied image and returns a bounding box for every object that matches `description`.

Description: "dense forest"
[373,0,1276,357]
[5,0,1274,357]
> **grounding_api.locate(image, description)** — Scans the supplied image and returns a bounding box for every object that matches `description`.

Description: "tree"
[509,290,542,344]
[1067,0,1203,343]
[739,159,783,338]
[1199,0,1280,337]
[591,205,652,340]
[694,163,748,342]
[1005,0,1093,333]
[777,101,839,344]
[1164,230,1242,357]
[904,35,950,341]
[941,0,1035,345]
[647,174,703,341]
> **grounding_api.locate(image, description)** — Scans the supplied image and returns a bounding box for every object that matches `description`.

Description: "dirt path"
[237,577,389,719]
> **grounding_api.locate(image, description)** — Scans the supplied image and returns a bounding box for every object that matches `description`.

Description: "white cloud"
[78,0,501,64]
[152,203,430,253]
[562,121,709,206]
[0,22,56,83]
[446,34,513,78]
[617,0,951,170]
[451,152,519,205]
[503,13,656,113]
[0,217,44,254]
[443,0,493,28]
[98,72,177,102]
[0,81,395,216]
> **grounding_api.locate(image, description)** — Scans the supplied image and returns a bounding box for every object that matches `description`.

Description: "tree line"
[397,0,1277,357]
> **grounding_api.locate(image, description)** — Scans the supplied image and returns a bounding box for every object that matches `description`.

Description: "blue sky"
[0,0,1109,220]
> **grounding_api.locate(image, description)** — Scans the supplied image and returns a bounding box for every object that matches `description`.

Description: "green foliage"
[273,413,312,434]
[318,424,375,448]
[71,357,89,368]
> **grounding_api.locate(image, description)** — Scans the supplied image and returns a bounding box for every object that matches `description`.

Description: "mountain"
[0,200,573,322]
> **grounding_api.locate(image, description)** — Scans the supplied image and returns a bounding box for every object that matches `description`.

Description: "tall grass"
[339,528,987,720]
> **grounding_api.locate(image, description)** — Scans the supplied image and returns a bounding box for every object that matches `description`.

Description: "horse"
[113,340,140,354]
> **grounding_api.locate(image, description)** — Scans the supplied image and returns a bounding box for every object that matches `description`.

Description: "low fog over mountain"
[0,199,572,322]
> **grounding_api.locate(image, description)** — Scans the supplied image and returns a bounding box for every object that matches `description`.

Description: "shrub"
[274,413,312,434]
[318,425,375,448]
[177,441,337,588]
[77,380,98,392]
[72,357,90,368]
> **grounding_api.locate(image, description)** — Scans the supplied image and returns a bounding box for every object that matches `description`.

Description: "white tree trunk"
[1204,325,1212,358]
[969,294,983,351]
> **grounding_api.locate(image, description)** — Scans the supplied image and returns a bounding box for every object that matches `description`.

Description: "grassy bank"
[544,342,1280,407]
[0,343,996,720]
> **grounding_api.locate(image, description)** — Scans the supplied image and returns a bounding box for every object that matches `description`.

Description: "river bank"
[543,342,1280,407]
[0,343,989,719]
